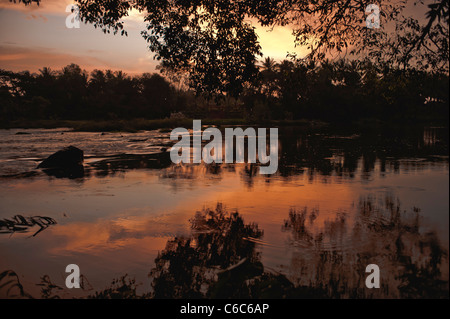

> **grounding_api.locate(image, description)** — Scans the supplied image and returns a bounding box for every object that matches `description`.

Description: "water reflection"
[89,152,172,177]
[283,195,449,298]
[0,126,448,299]
[0,126,447,182]
[41,166,85,179]
[0,270,32,299]
[148,203,263,298]
[1,195,448,298]
[0,215,57,237]
[153,126,449,187]
[144,195,448,298]
[142,197,447,298]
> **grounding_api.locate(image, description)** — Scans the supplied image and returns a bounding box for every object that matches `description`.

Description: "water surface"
[0,126,448,298]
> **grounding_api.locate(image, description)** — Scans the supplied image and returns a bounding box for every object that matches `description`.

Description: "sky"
[0,0,429,75]
[0,0,308,75]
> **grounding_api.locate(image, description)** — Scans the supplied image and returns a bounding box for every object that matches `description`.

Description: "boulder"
[37,146,84,169]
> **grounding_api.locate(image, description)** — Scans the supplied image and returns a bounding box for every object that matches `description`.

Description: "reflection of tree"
[240,163,259,189]
[158,163,225,193]
[283,208,317,245]
[89,275,140,299]
[147,204,330,298]
[276,126,449,180]
[0,215,57,237]
[0,270,93,299]
[149,203,264,298]
[36,275,64,299]
[3,196,447,299]
[0,270,32,299]
[154,126,448,191]
[283,195,449,298]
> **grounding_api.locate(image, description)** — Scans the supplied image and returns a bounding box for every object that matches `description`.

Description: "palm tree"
[259,57,278,97]
[38,67,54,78]
[260,57,278,73]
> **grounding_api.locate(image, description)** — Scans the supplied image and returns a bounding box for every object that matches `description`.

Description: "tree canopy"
[1,60,448,125]
[10,0,450,97]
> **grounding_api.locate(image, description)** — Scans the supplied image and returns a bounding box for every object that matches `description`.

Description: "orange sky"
[0,0,308,75]
[0,0,430,75]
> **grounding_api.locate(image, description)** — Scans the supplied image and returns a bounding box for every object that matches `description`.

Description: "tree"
[11,0,449,96]
[286,0,448,71]
[73,0,288,98]
[259,57,278,97]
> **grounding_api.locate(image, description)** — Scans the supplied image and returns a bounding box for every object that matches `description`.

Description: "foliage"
[1,60,448,125]
[10,0,449,94]
[0,64,183,121]
[9,0,449,99]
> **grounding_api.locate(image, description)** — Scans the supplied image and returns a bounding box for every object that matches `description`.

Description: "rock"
[37,146,84,169]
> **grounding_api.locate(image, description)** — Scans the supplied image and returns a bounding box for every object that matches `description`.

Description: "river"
[0,125,448,298]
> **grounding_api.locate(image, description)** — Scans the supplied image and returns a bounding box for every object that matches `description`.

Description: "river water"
[0,126,448,298]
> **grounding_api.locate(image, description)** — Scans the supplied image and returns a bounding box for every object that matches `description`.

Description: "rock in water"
[37,146,84,169]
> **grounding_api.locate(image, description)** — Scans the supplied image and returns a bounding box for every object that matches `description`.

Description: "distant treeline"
[1,59,448,126]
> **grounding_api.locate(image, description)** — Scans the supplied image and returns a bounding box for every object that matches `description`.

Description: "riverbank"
[2,117,448,132]
[1,118,327,132]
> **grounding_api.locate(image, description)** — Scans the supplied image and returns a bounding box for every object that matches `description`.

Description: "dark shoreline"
[1,117,448,133]
[0,118,324,132]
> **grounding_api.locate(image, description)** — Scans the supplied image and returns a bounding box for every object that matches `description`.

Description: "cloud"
[48,213,188,254]
[0,44,160,75]
[25,13,48,22]
[0,0,71,14]
[0,44,109,72]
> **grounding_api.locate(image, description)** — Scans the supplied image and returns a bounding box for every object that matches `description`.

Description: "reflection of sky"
[0,157,448,297]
